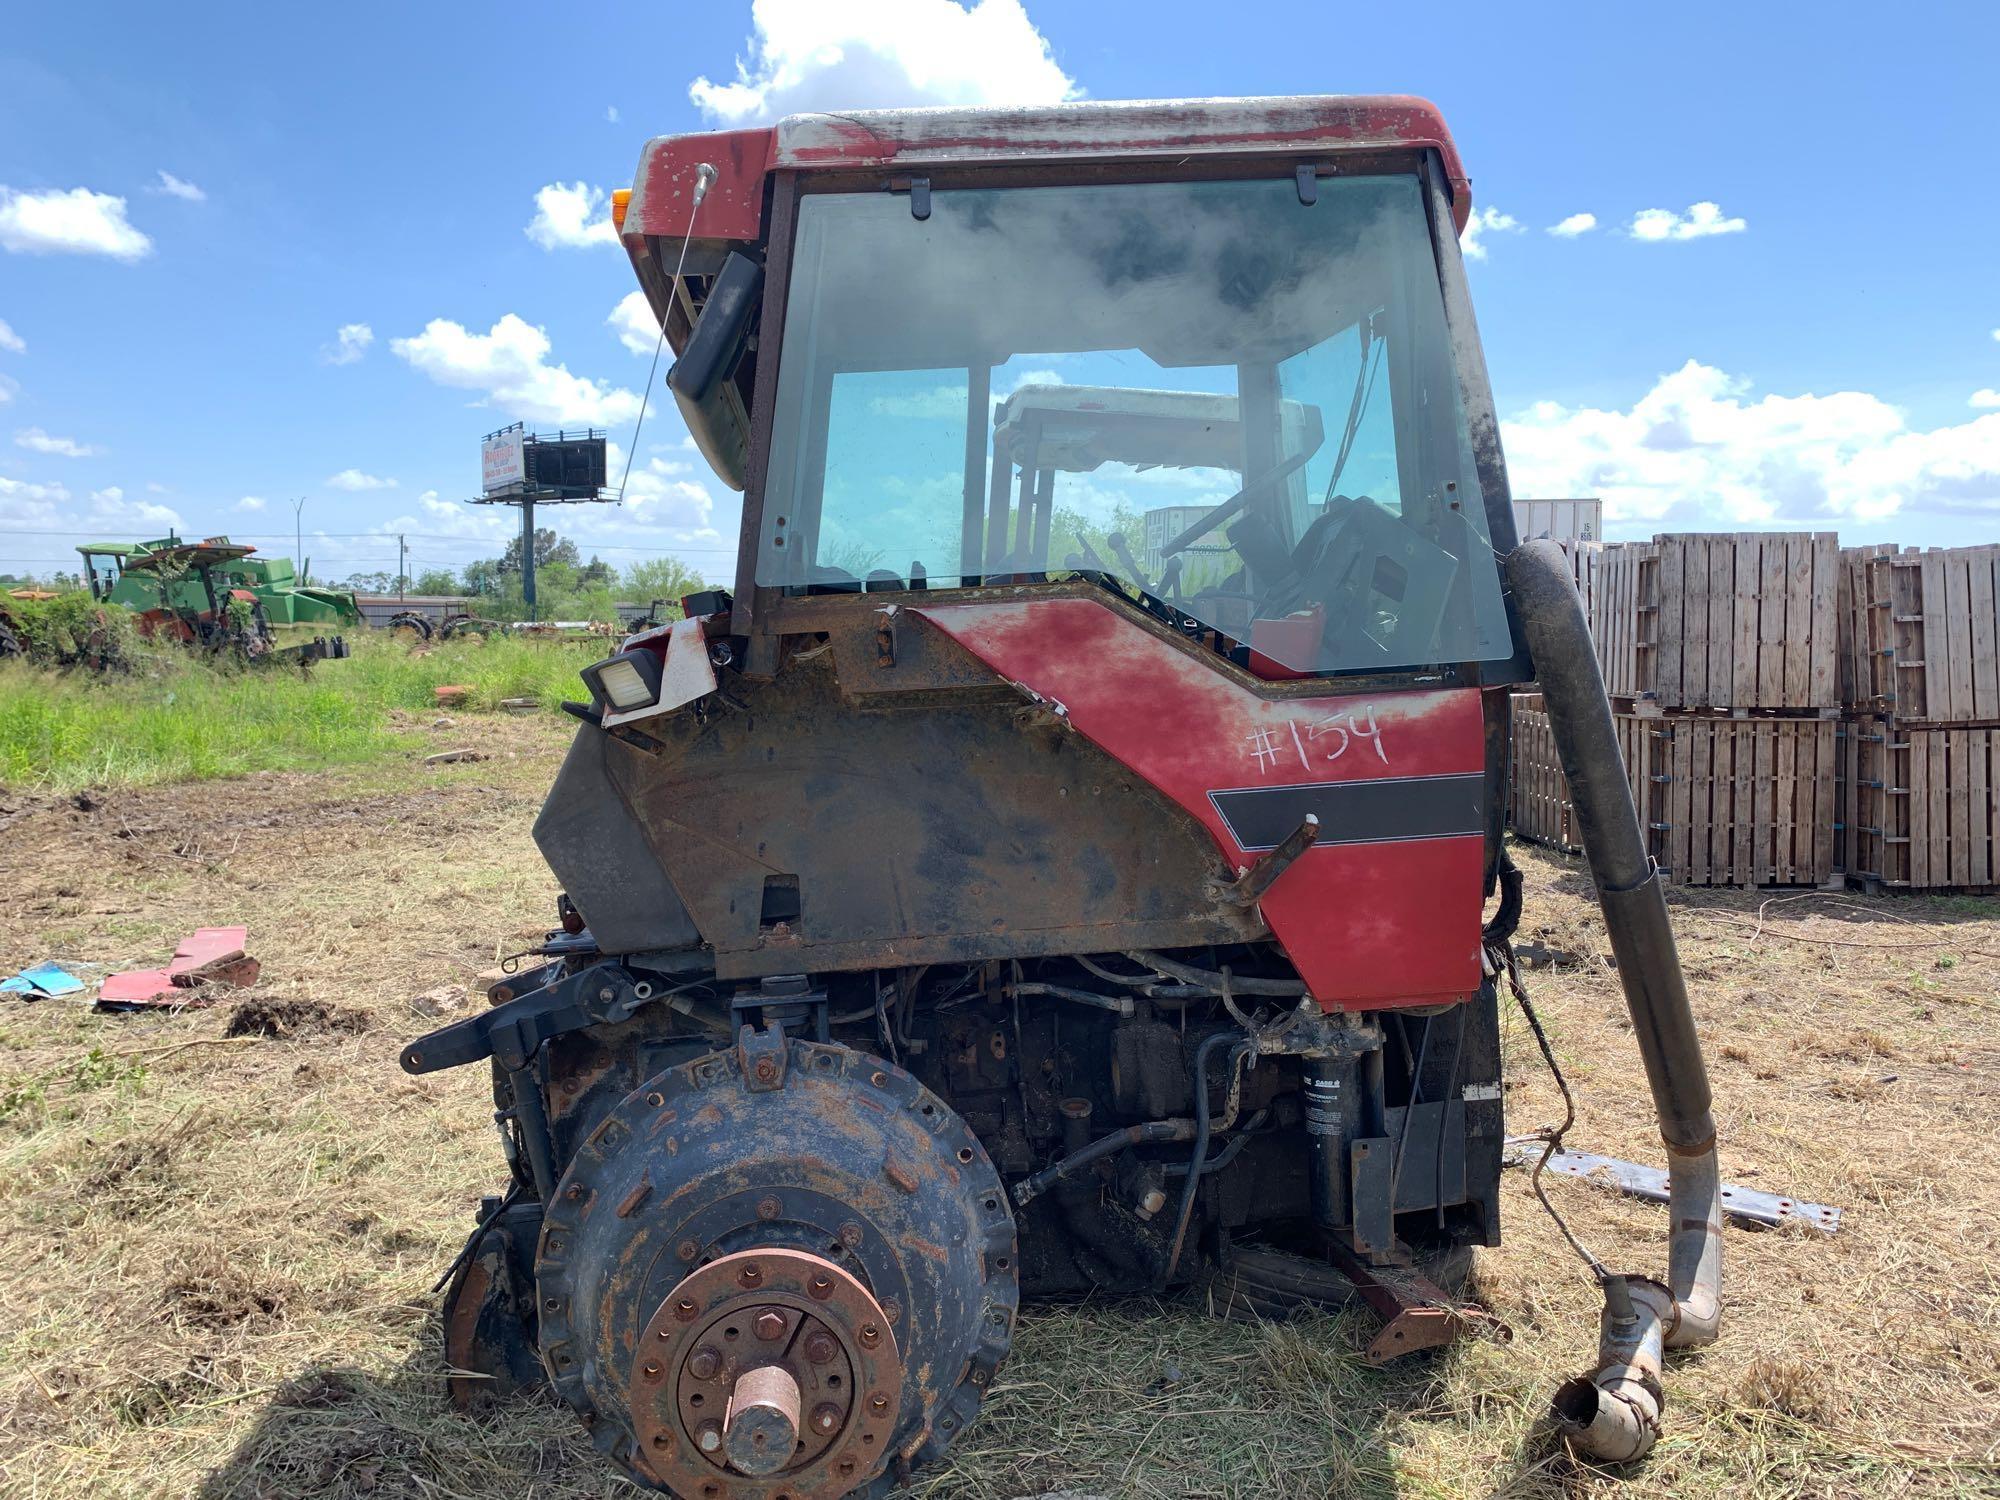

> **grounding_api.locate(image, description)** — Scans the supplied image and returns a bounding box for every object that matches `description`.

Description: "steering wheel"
[1156,446,1318,565]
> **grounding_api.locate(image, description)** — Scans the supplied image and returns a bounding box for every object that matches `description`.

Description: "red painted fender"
[918,597,1486,1010]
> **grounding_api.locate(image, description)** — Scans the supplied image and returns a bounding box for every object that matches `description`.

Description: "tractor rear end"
[404,95,1720,1496]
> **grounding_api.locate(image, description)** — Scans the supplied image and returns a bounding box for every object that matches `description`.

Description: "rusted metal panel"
[596,642,1261,979]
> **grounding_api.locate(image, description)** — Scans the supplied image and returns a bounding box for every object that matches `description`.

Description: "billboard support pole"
[520,496,537,621]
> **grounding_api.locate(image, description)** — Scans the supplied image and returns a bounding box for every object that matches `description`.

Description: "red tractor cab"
[406,95,1719,1494]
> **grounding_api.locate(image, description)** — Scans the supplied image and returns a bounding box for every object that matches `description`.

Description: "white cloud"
[690,0,1079,124]
[0,186,152,259]
[392,313,643,427]
[1629,202,1746,241]
[0,374,15,405]
[15,427,96,457]
[998,367,1066,398]
[324,468,397,491]
[378,488,517,546]
[606,105,621,124]
[0,475,69,505]
[1548,212,1597,238]
[0,317,23,354]
[152,170,206,202]
[0,474,179,532]
[321,322,374,365]
[1504,359,2000,532]
[1972,390,2000,410]
[866,383,968,418]
[609,291,661,356]
[526,181,618,249]
[236,495,266,511]
[1459,206,1521,261]
[617,453,719,537]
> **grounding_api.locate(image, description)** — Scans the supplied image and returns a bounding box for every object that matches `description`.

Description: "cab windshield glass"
[757,173,1513,675]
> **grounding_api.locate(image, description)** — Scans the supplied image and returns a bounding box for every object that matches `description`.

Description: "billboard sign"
[481,427,527,493]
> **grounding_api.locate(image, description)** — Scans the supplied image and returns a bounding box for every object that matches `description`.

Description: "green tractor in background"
[78,535,362,627]
[100,540,349,667]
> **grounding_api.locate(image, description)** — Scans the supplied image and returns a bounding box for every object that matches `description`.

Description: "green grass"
[0,631,600,793]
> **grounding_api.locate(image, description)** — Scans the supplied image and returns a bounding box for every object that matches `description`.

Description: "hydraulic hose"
[1159,1033,1251,1286]
[1505,540,1724,1459]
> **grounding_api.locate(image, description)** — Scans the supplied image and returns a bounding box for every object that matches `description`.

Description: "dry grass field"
[1,714,1996,1499]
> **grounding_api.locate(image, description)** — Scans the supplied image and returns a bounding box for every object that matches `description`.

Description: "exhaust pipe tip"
[1552,1275,1671,1465]
[1552,1373,1661,1464]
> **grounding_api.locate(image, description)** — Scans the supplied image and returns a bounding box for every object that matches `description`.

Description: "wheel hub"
[533,1034,1017,1499]
[633,1249,904,1493]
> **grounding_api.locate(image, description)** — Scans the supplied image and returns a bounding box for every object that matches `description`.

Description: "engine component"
[532,1028,1017,1497]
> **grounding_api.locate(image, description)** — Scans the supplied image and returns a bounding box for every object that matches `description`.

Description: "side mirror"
[667,250,764,405]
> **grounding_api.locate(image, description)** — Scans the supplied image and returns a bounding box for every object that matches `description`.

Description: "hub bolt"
[696,1420,723,1453]
[678,1239,701,1261]
[673,1297,699,1322]
[738,1262,763,1288]
[640,1360,664,1383]
[754,1310,787,1341]
[838,1221,864,1249]
[869,1393,890,1415]
[811,1402,843,1435]
[803,1331,838,1365]
[858,1324,881,1349]
[808,1273,834,1301]
[756,1195,782,1221]
[688,1346,722,1380]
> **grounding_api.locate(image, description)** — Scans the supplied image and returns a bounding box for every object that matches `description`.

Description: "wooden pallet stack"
[1509,694,1841,886]
[1513,533,1843,887]
[1588,533,1842,713]
[1845,546,2000,891]
[1507,693,1647,852]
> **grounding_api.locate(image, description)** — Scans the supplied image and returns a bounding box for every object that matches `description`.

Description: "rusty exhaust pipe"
[1505,540,1723,1461]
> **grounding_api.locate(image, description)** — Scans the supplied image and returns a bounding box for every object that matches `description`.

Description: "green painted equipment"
[78,535,361,627]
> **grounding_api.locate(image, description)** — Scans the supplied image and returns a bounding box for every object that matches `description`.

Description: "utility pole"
[398,534,407,600]
[290,495,307,584]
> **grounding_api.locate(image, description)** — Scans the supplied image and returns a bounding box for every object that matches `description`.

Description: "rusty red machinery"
[404,95,1722,1494]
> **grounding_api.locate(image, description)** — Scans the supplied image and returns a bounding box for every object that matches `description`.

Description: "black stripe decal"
[1207,773,1487,852]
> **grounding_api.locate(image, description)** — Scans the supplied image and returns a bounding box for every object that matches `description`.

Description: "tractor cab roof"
[622,94,1471,250]
[992,386,1327,474]
[122,542,258,575]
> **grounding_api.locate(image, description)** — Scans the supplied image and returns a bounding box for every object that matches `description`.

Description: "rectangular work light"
[581,649,664,712]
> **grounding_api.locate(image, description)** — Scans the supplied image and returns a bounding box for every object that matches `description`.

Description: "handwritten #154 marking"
[1244,705,1388,776]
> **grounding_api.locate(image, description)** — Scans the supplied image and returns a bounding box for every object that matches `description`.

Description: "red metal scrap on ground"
[99,926,254,1009]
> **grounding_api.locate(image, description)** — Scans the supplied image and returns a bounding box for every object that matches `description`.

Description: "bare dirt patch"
[222,997,372,1040]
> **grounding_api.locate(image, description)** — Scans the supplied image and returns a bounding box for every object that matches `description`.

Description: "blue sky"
[3,0,1998,585]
